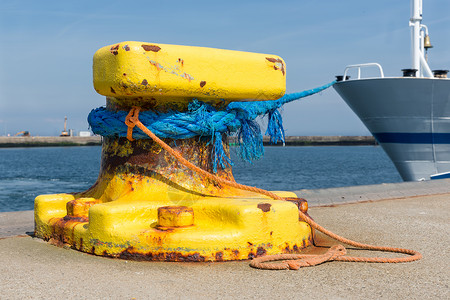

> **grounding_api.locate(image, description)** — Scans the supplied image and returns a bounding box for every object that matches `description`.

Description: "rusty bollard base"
[34,191,312,261]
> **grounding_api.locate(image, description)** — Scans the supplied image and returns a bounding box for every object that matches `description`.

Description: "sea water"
[0,145,402,212]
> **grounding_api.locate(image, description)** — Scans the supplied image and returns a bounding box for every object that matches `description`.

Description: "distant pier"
[0,135,376,148]
[0,136,102,147]
[264,135,376,146]
[231,135,376,146]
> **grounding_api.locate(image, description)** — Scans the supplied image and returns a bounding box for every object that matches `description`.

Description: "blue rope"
[88,81,336,172]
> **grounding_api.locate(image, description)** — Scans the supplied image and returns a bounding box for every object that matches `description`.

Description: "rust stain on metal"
[285,197,308,214]
[257,203,271,212]
[284,245,291,253]
[142,44,161,52]
[158,206,192,216]
[110,44,120,55]
[256,247,266,256]
[110,87,116,94]
[141,79,148,86]
[285,197,312,219]
[177,58,184,66]
[48,238,65,248]
[232,249,240,260]
[200,81,206,88]
[62,215,89,223]
[181,72,193,82]
[118,247,206,262]
[283,243,303,254]
[265,57,285,76]
[149,60,164,71]
[48,215,88,246]
[215,252,224,261]
[122,44,130,51]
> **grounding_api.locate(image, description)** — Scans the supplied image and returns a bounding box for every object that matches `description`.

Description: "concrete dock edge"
[0,180,448,299]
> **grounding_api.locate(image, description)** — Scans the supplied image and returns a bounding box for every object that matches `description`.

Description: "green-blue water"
[0,146,402,212]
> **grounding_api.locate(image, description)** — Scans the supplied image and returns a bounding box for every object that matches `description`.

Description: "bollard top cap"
[93,41,286,102]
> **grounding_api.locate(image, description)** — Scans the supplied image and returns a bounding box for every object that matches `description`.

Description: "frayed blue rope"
[265,108,285,144]
[211,131,233,173]
[88,81,335,172]
[237,119,264,162]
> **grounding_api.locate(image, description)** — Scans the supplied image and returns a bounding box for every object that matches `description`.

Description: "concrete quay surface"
[0,180,449,299]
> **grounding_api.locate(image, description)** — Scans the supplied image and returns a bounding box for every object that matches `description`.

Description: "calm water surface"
[0,145,402,212]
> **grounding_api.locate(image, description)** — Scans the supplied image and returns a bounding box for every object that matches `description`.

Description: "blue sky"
[1,0,449,136]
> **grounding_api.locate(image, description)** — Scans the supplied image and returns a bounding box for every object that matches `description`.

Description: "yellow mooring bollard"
[34,41,313,261]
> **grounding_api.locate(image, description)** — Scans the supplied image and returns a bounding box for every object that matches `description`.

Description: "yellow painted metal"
[93,41,286,102]
[34,136,313,261]
[158,206,195,227]
[35,190,312,261]
[34,42,312,261]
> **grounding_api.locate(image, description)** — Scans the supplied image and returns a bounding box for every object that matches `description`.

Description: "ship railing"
[342,63,384,81]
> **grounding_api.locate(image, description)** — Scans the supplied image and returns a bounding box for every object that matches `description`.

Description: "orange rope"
[125,106,422,270]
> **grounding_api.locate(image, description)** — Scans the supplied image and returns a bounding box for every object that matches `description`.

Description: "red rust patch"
[110,44,120,55]
[285,197,312,219]
[142,44,161,52]
[285,197,308,213]
[123,44,130,51]
[265,57,285,76]
[200,81,206,88]
[256,247,267,256]
[257,203,272,212]
[215,252,224,261]
[118,247,206,262]
[62,215,89,222]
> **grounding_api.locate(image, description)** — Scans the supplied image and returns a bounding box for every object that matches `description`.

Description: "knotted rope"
[88,81,336,172]
[124,108,422,270]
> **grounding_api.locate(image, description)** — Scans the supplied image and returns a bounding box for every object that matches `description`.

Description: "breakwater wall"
[229,136,376,146]
[0,136,102,147]
[0,135,376,148]
[264,135,376,146]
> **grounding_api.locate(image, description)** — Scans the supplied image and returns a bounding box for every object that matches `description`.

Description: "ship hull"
[334,77,450,181]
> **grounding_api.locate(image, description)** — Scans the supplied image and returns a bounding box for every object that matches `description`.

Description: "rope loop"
[250,245,347,270]
[125,106,141,141]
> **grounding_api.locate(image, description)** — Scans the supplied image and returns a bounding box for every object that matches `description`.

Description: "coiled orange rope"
[125,106,422,270]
